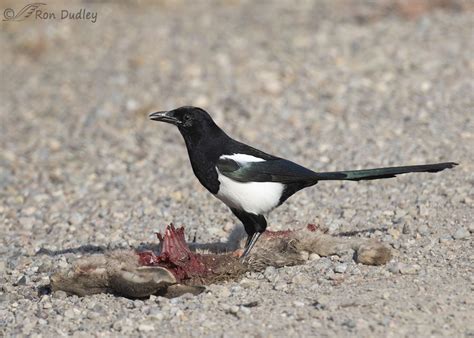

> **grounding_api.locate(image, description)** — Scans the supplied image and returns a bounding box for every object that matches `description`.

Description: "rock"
[230,285,242,294]
[334,264,348,273]
[273,282,288,291]
[258,71,282,95]
[300,251,309,260]
[291,274,310,284]
[213,286,231,298]
[339,251,354,263]
[19,217,36,229]
[264,266,278,282]
[313,295,330,310]
[328,273,345,282]
[68,213,84,225]
[148,312,165,321]
[327,221,340,234]
[419,205,430,217]
[417,224,430,236]
[239,278,257,288]
[402,223,411,234]
[86,311,101,319]
[453,228,470,240]
[388,228,400,240]
[0,294,8,304]
[439,235,453,244]
[169,191,183,202]
[126,99,139,112]
[15,275,27,286]
[469,224,474,234]
[38,261,53,273]
[388,262,402,274]
[222,222,234,233]
[52,290,68,299]
[91,303,107,314]
[399,264,420,275]
[342,319,356,329]
[314,258,333,271]
[138,324,155,332]
[239,306,251,315]
[343,209,356,219]
[64,308,79,318]
[349,266,362,275]
[222,304,239,315]
[355,318,370,330]
[229,305,239,314]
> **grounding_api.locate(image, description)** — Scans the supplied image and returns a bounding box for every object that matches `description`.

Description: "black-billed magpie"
[149,106,457,258]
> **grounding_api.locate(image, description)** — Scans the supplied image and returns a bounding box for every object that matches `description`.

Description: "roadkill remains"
[50,224,392,298]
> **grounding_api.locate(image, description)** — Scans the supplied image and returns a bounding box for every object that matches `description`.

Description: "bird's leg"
[230,208,267,260]
[240,232,262,260]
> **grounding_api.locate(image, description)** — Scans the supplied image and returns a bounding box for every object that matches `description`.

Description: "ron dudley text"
[36,8,98,23]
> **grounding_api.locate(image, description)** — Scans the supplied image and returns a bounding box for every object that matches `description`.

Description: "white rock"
[334,264,348,273]
[453,228,470,240]
[138,324,155,332]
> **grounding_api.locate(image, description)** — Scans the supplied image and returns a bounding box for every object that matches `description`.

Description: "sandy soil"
[0,1,472,337]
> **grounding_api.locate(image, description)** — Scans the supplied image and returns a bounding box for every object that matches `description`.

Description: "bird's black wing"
[217,157,318,183]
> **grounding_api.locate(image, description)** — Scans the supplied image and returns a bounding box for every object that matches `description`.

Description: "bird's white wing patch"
[220,154,265,163]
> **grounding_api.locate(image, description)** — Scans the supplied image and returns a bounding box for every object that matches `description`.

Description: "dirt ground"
[0,1,472,337]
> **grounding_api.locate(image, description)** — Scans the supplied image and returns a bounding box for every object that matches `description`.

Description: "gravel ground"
[1,1,473,337]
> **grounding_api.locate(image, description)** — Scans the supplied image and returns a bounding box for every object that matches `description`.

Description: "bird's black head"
[149,106,213,128]
[149,106,225,143]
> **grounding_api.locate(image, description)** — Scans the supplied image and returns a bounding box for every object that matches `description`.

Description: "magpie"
[149,106,457,258]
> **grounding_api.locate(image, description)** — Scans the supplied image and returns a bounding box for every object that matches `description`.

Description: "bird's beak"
[149,111,181,125]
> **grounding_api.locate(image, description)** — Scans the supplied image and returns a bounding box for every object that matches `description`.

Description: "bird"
[149,106,457,259]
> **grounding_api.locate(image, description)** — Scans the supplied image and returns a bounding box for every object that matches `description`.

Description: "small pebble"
[68,213,84,225]
[453,228,470,240]
[64,308,79,318]
[388,229,400,240]
[274,282,288,291]
[334,264,348,273]
[138,324,155,332]
[52,291,68,299]
[15,275,27,286]
[399,264,421,275]
[388,262,402,274]
[439,235,453,244]
[239,306,251,315]
[402,224,411,234]
[417,224,430,236]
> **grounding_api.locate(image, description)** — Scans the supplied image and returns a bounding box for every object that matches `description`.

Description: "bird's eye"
[184,114,190,121]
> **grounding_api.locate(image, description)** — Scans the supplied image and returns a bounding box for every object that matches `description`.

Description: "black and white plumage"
[150,106,457,258]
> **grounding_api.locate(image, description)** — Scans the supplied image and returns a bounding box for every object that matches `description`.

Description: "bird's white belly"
[215,172,284,215]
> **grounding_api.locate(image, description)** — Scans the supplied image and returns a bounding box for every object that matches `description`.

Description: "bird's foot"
[232,249,244,258]
[239,232,262,262]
